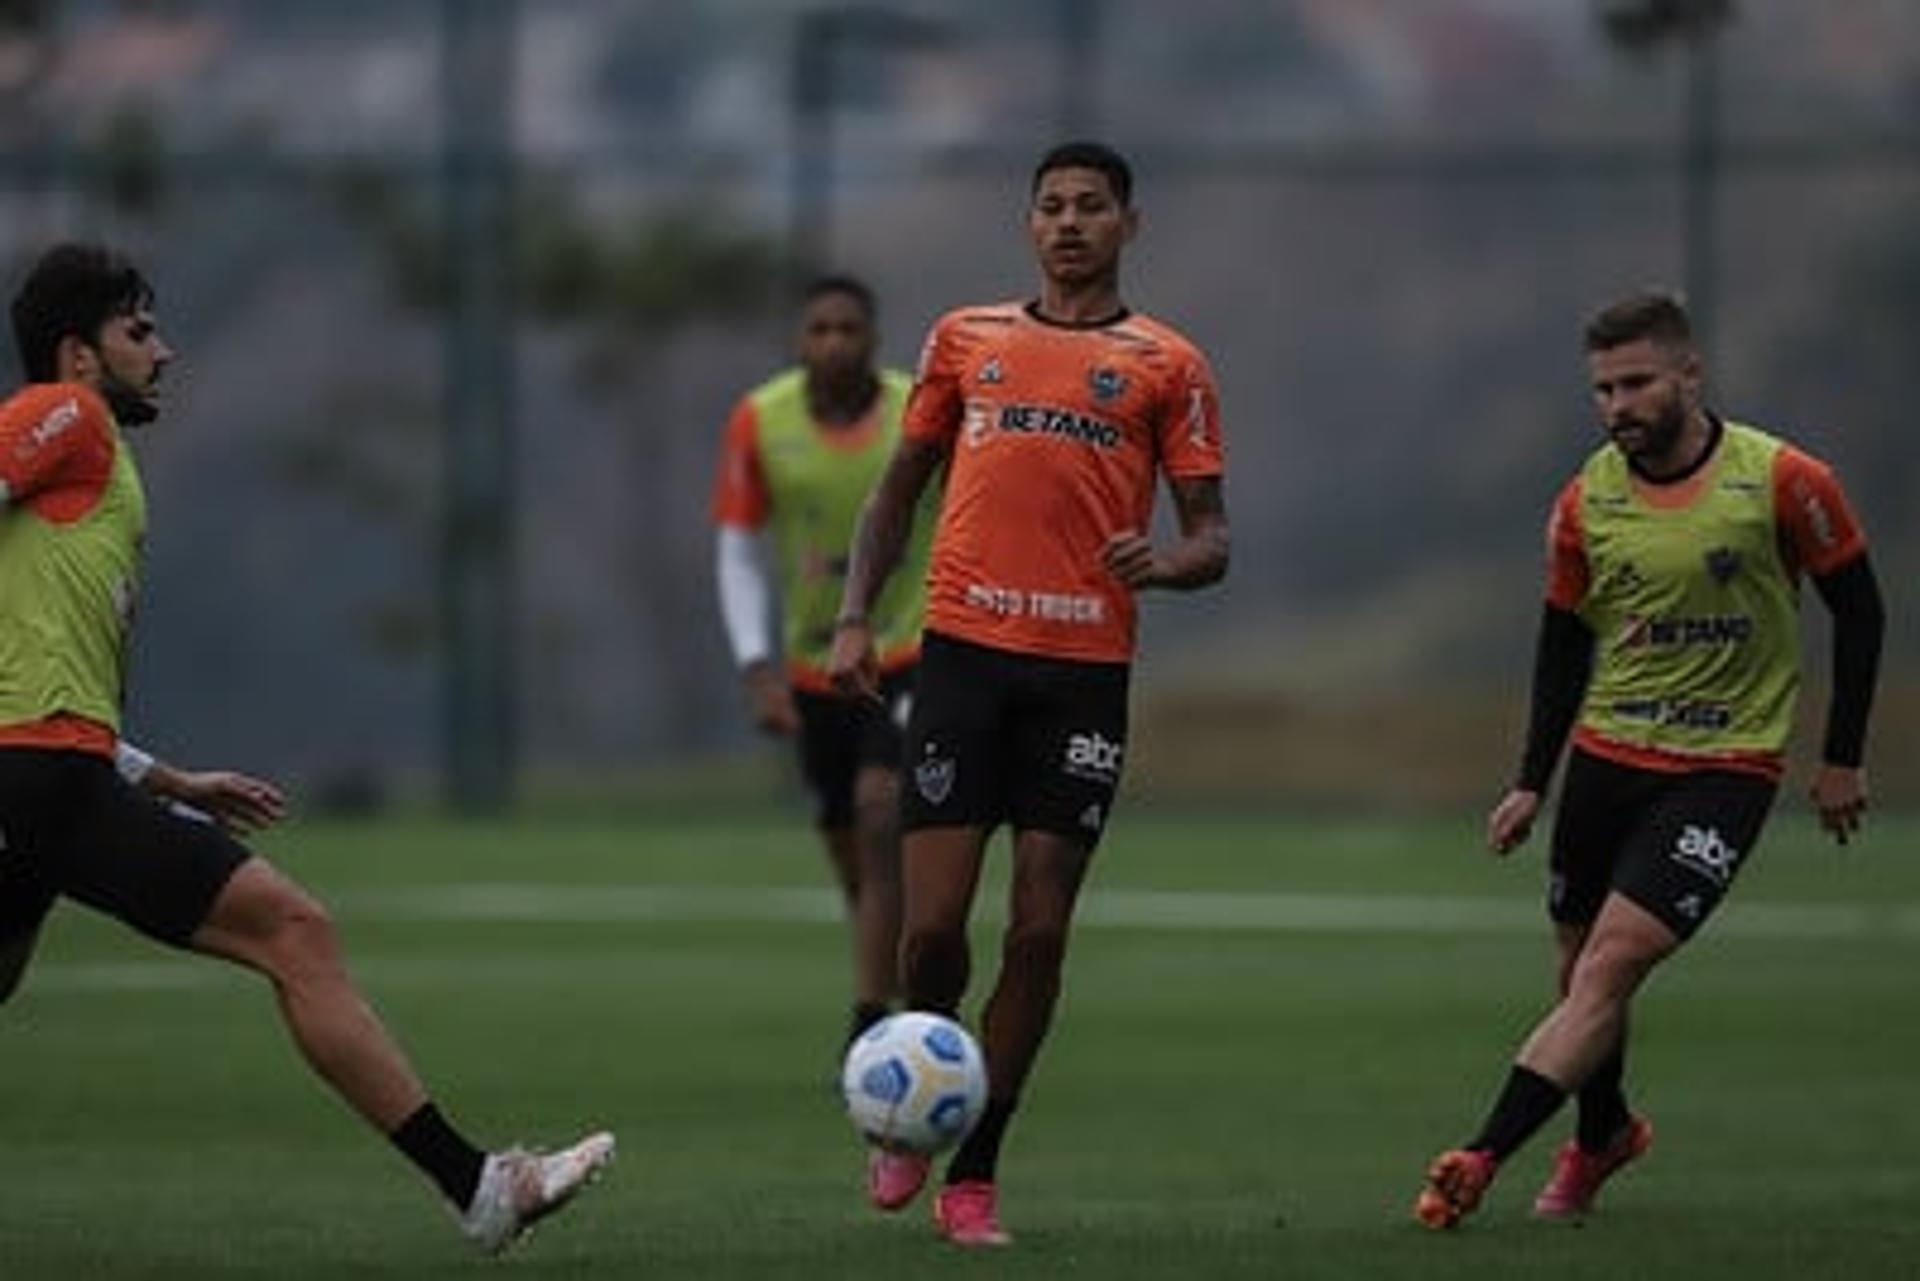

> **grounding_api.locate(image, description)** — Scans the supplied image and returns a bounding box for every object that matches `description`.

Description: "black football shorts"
[1549,748,1777,940]
[900,630,1130,848]
[792,666,915,828]
[0,748,250,960]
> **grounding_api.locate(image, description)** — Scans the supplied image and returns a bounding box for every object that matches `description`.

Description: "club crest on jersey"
[915,746,956,805]
[1088,366,1126,404]
[977,357,1004,385]
[1704,546,1741,585]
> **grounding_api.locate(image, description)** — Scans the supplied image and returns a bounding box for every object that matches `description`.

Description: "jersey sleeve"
[709,397,769,529]
[0,383,112,509]
[1773,446,1867,578]
[1156,344,1225,479]
[900,314,965,448]
[1542,477,1589,610]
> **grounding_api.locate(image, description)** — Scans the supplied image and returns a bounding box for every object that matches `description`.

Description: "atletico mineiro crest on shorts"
[915,744,956,805]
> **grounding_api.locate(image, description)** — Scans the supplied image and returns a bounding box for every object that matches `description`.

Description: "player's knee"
[851,773,900,838]
[256,888,345,980]
[1000,920,1069,982]
[852,798,898,844]
[853,766,899,814]
[901,925,967,1011]
[1555,949,1581,997]
[1566,931,1659,1002]
[1553,924,1590,996]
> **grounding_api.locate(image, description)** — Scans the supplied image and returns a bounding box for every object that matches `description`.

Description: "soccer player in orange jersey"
[1413,293,1884,1230]
[829,142,1230,1246]
[0,245,611,1254]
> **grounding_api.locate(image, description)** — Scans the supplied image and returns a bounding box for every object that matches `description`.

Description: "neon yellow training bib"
[749,368,936,676]
[0,416,145,731]
[1576,421,1800,759]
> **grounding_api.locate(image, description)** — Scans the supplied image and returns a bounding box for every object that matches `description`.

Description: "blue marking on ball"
[928,1093,971,1135]
[923,1023,967,1064]
[860,1058,911,1105]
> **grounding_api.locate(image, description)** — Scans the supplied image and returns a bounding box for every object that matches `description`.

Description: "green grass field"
[3,804,1915,1279]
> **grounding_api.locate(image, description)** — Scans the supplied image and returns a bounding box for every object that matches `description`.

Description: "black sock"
[1467,1066,1569,1162]
[848,1000,891,1046]
[945,1097,1016,1185]
[1576,1043,1631,1153]
[389,1102,488,1209]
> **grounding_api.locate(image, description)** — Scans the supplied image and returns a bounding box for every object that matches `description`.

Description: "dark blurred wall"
[2,0,1916,803]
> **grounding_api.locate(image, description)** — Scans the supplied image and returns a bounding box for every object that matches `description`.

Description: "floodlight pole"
[1600,0,1735,356]
[1681,29,1719,348]
[788,7,948,297]
[439,0,518,811]
[1053,0,1104,136]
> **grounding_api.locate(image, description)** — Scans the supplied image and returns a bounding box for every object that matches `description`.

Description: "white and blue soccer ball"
[841,1011,988,1154]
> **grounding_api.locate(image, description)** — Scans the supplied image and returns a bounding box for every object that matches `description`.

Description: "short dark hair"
[1032,140,1134,207]
[1584,290,1693,353]
[802,273,876,320]
[10,242,154,382]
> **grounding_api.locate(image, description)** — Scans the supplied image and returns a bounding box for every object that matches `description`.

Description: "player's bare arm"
[168,769,287,835]
[1102,475,1229,591]
[1486,789,1542,857]
[143,756,288,834]
[1808,765,1867,845]
[741,659,801,737]
[830,436,947,698]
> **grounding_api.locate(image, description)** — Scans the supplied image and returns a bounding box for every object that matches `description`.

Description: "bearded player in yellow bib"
[1414,292,1884,1229]
[0,244,611,1253]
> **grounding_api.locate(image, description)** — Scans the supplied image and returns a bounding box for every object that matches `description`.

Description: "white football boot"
[460,1130,616,1254]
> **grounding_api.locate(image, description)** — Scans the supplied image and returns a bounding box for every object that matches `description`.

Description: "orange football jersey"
[903,302,1224,663]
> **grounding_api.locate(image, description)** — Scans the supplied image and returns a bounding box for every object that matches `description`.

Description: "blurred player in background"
[1414,291,1884,1229]
[0,243,613,1254]
[711,274,936,1048]
[830,141,1230,1246]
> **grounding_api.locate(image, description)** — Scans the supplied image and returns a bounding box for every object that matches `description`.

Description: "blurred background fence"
[2,0,1916,810]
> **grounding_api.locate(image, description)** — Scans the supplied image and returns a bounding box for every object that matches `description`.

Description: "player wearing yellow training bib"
[1414,292,1884,1233]
[0,244,612,1252]
[710,275,938,1048]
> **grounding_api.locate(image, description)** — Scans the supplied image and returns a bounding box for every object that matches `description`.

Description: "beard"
[99,367,158,426]
[1609,397,1685,462]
